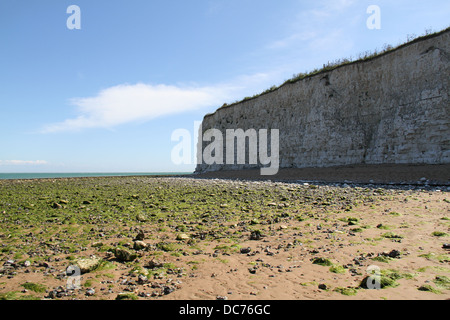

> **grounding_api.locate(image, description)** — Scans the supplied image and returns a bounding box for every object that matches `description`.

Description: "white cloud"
[41,83,230,133]
[41,74,274,133]
[40,2,362,135]
[0,160,48,166]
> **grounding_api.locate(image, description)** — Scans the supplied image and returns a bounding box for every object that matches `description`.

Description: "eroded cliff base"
[193,163,450,186]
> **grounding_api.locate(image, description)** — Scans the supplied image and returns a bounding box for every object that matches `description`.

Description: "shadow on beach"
[186,164,450,191]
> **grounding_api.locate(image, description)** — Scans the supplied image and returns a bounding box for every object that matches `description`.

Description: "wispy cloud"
[41,83,228,133]
[312,0,357,17]
[41,73,274,133]
[263,0,359,73]
[0,160,48,166]
[266,31,317,50]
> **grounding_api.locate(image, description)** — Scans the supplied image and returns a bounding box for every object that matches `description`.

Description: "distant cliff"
[196,28,450,173]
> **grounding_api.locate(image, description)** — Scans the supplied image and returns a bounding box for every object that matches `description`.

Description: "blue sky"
[0,0,449,173]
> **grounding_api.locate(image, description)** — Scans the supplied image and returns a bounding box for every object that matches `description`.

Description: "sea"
[0,172,192,180]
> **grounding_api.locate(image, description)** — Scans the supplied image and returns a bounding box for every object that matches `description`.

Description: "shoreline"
[191,164,450,186]
[0,172,191,182]
[1,164,448,185]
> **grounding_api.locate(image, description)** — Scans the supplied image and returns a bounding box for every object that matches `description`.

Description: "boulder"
[133,240,148,250]
[114,248,137,262]
[76,256,102,274]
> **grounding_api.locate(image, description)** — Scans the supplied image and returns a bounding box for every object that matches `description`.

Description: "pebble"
[176,233,190,240]
[250,231,262,240]
[163,285,175,295]
[51,202,62,209]
[5,260,15,267]
[240,247,252,254]
[146,259,165,269]
[385,249,402,258]
[86,288,95,296]
[137,274,148,284]
[139,292,151,297]
[318,284,328,290]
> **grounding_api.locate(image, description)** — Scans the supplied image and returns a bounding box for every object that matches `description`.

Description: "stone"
[133,240,147,250]
[250,230,263,240]
[136,214,148,223]
[48,286,69,299]
[114,248,137,262]
[137,274,148,284]
[248,267,257,274]
[163,285,175,295]
[134,229,145,241]
[51,202,62,209]
[5,260,15,266]
[146,259,164,269]
[176,233,190,241]
[92,241,104,247]
[386,249,402,258]
[76,256,102,274]
[86,288,95,296]
[318,284,328,290]
[240,247,252,254]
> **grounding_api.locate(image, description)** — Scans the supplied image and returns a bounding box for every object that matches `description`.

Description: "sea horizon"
[0,172,193,180]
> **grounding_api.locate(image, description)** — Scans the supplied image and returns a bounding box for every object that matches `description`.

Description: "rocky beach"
[0,170,448,300]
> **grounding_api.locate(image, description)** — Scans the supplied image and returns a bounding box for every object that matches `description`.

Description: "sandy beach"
[0,168,448,301]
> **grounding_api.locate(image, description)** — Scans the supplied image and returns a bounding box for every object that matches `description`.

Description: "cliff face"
[196,29,450,173]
